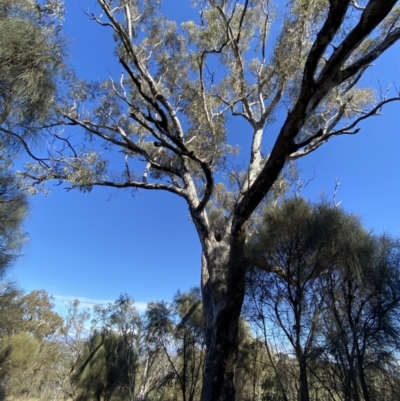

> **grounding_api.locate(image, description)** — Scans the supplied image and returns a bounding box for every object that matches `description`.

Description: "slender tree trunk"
[355,346,370,401]
[298,358,310,401]
[200,233,247,401]
[348,361,361,401]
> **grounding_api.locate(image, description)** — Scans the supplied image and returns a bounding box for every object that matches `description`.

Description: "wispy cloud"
[53,295,148,312]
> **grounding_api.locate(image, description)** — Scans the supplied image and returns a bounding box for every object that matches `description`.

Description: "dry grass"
[7,398,73,401]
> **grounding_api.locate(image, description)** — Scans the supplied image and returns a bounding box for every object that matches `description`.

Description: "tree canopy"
[0,0,65,277]
[246,198,400,401]
[0,0,64,137]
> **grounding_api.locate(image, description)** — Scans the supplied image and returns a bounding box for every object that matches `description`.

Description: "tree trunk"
[298,358,310,401]
[200,234,247,401]
[355,346,370,401]
[347,360,361,401]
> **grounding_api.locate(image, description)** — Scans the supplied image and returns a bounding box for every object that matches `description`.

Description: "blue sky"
[12,1,400,312]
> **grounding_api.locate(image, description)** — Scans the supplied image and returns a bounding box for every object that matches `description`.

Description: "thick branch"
[339,28,400,84]
[118,55,169,133]
[98,0,189,155]
[303,0,351,85]
[24,168,188,198]
[231,0,400,235]
[63,116,183,179]
[318,0,399,87]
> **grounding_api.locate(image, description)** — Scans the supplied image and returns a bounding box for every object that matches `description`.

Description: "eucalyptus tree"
[88,294,150,401]
[88,295,171,401]
[59,299,92,400]
[0,289,64,400]
[15,1,400,400]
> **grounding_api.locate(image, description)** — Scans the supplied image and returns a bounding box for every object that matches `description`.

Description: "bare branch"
[236,0,249,45]
[0,127,52,168]
[289,96,400,159]
[24,169,188,198]
[214,3,254,121]
[250,258,293,284]
[318,0,400,87]
[351,1,365,11]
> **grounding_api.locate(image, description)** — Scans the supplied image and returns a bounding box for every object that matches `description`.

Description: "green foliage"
[13,4,400,395]
[0,282,22,337]
[322,233,400,401]
[73,294,172,401]
[0,287,65,399]
[0,332,40,384]
[246,198,400,401]
[0,157,28,276]
[0,0,65,151]
[171,289,205,401]
[73,290,204,401]
[11,2,400,397]
[0,288,63,339]
[0,278,397,401]
[19,289,64,339]
[73,331,128,401]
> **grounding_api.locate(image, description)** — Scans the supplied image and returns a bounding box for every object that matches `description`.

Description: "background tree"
[0,0,64,136]
[0,0,65,273]
[246,198,349,401]
[0,288,64,399]
[0,145,28,400]
[73,331,127,401]
[322,233,400,401]
[233,320,277,401]
[245,198,400,401]
[58,299,92,400]
[0,157,28,277]
[13,1,400,399]
[145,294,204,401]
[74,294,172,401]
[165,289,205,401]
[0,2,65,394]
